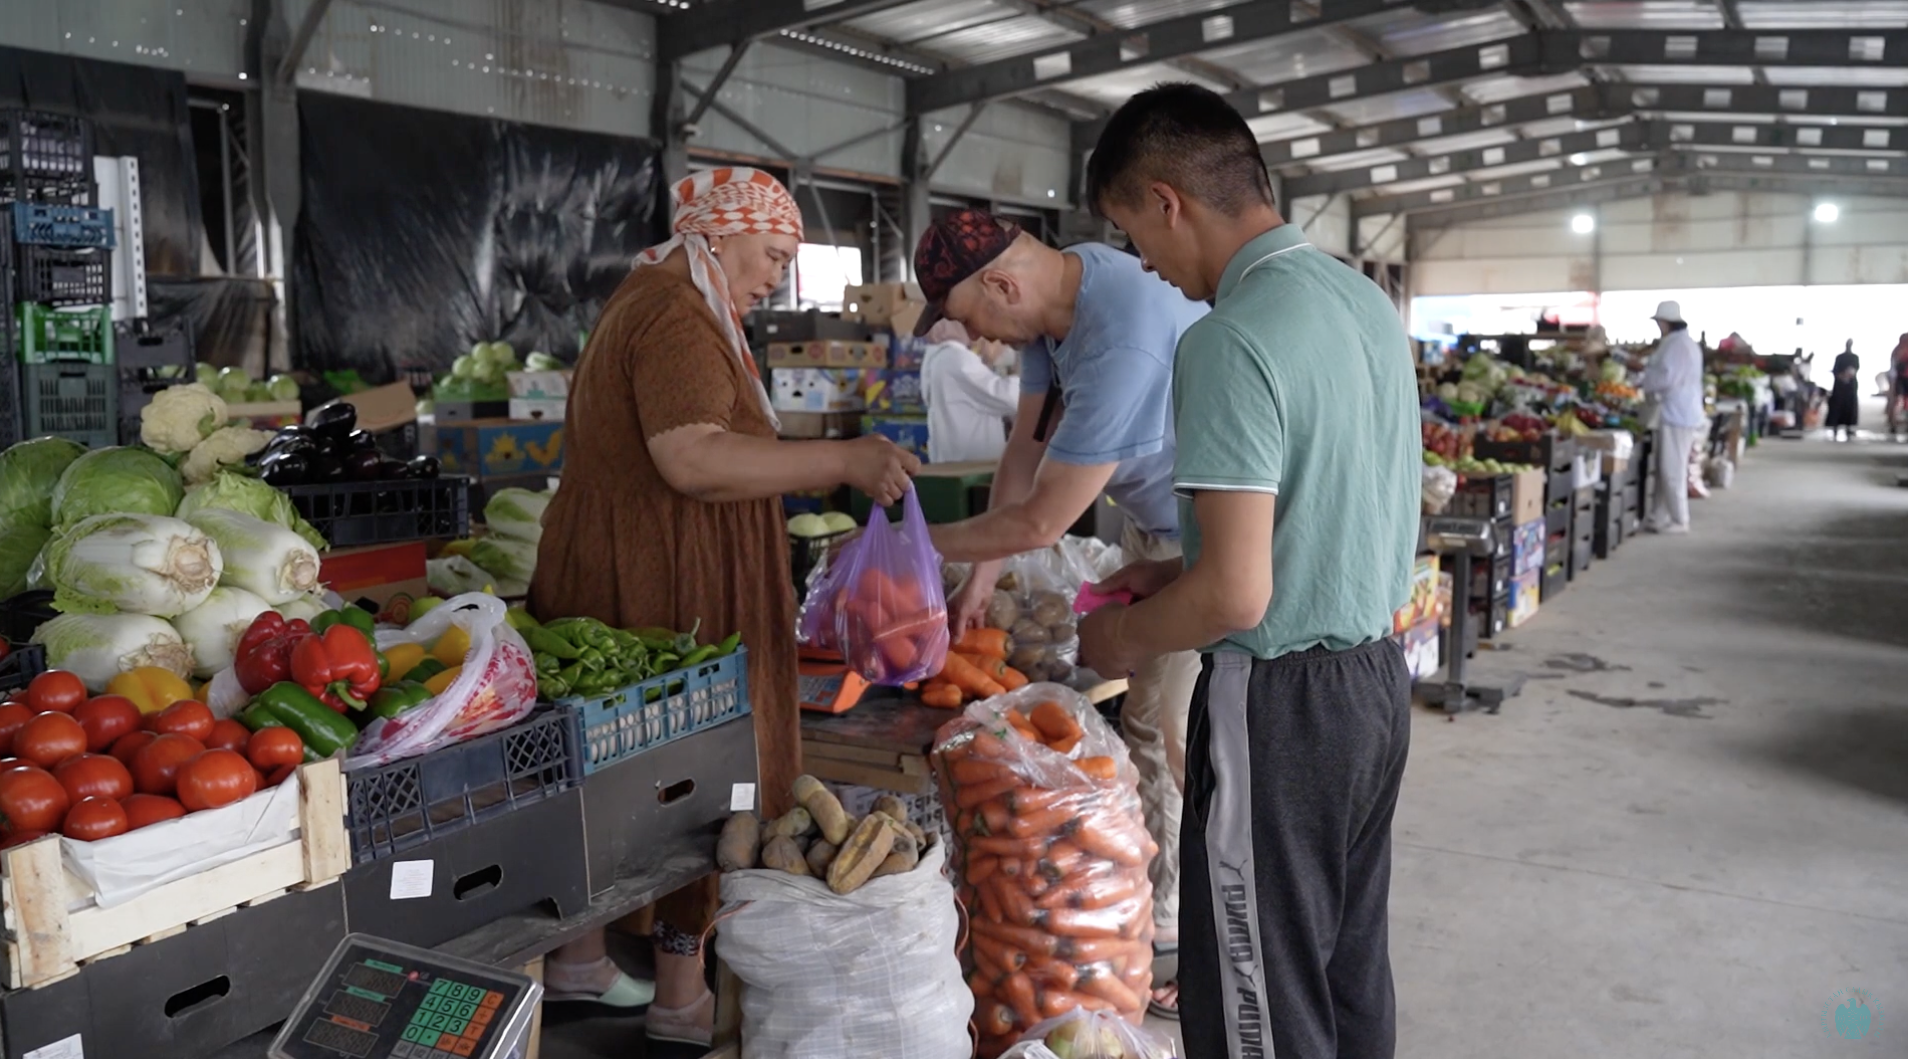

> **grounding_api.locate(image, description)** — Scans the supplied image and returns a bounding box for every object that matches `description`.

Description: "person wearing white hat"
[1641,300,1706,534]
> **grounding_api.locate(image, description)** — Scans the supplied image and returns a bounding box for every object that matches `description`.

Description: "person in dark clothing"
[1827,340,1861,441]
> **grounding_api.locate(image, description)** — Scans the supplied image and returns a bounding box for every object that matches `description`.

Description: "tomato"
[0,765,70,833]
[53,753,134,803]
[130,734,205,796]
[150,700,214,743]
[0,702,34,756]
[73,696,142,753]
[60,797,128,841]
[176,750,257,812]
[109,730,157,767]
[204,718,251,754]
[24,671,86,715]
[121,793,187,830]
[13,712,87,769]
[246,727,306,771]
[266,764,297,788]
[0,828,47,849]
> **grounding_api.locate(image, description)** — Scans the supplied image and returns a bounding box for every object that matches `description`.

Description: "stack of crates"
[1,110,116,448]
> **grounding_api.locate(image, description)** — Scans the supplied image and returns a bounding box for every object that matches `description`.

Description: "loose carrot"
[940,652,1006,698]
[919,681,963,709]
[955,627,1010,658]
[1001,972,1041,1030]
[1076,755,1118,781]
[959,652,1012,682]
[999,665,1029,691]
[955,776,1019,810]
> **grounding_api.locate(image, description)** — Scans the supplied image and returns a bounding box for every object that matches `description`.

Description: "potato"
[871,794,909,825]
[716,812,761,872]
[1008,644,1046,672]
[826,814,898,894]
[1010,618,1049,646]
[792,774,851,844]
[984,590,1020,630]
[760,835,810,876]
[765,806,814,840]
[904,821,928,849]
[804,839,839,876]
[1030,591,1071,627]
[870,842,919,879]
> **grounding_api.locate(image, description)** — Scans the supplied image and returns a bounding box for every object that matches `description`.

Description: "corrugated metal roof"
[1195,30,1366,85]
[1764,66,1908,86]
[1246,112,1336,141]
[1734,1,1908,28]
[1459,71,1593,104]
[1303,146,1417,173]
[1317,87,1461,127]
[1610,64,1758,83]
[1410,127,1523,156]
[1563,2,1725,30]
[1073,0,1239,31]
[1357,5,1529,57]
[841,0,1008,45]
[1065,62,1234,106]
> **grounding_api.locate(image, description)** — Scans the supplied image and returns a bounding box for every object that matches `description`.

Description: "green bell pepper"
[368,680,433,720]
[241,682,360,758]
[312,605,376,637]
[376,651,390,682]
[403,657,447,684]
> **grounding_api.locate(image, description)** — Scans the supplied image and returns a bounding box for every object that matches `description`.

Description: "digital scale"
[270,935,542,1059]
[1417,515,1526,715]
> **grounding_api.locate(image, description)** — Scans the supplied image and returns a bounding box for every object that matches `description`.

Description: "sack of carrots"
[929,684,1159,1057]
[798,485,950,685]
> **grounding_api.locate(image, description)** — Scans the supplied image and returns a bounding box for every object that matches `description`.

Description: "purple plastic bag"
[802,486,949,685]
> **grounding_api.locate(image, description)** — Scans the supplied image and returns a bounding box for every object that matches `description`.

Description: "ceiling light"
[1570,212,1595,234]
[1813,202,1839,223]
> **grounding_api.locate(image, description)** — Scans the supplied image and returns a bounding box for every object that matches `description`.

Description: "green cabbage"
[0,513,51,598]
[51,447,186,530]
[0,437,88,527]
[175,471,327,551]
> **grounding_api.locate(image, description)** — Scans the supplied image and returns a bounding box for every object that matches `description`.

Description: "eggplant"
[377,457,411,480]
[259,451,311,486]
[264,433,319,460]
[311,454,346,482]
[274,424,315,444]
[308,402,357,440]
[342,449,384,481]
[345,429,379,452]
[405,454,441,480]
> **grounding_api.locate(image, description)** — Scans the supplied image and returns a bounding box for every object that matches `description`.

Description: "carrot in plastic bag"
[1001,972,1041,1029]
[1030,700,1084,744]
[1077,755,1118,780]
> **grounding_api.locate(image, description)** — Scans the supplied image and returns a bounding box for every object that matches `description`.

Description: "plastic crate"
[280,476,472,547]
[1450,474,1513,521]
[559,648,751,776]
[1476,435,1576,475]
[0,643,46,694]
[789,528,851,590]
[17,303,112,364]
[0,591,56,647]
[0,111,94,184]
[0,315,18,447]
[22,361,116,448]
[342,705,581,864]
[114,317,192,377]
[11,202,114,248]
[12,244,111,306]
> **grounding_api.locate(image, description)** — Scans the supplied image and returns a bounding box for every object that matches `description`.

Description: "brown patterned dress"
[530,265,800,825]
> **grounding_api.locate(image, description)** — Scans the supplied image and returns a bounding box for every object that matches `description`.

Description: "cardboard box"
[866,369,926,414]
[506,369,572,399]
[320,541,431,624]
[1511,518,1545,578]
[841,282,921,326]
[1510,467,1546,525]
[1571,451,1602,491]
[435,418,565,478]
[766,340,887,369]
[1398,617,1440,681]
[888,301,925,340]
[1603,454,1630,476]
[327,381,416,433]
[777,411,859,439]
[862,414,929,460]
[508,396,567,422]
[888,336,928,371]
[1393,554,1442,633]
[1510,569,1541,627]
[771,367,872,413]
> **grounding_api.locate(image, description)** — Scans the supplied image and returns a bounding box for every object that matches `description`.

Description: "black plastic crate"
[0,643,45,694]
[0,592,56,647]
[1541,562,1568,602]
[343,705,582,864]
[1451,474,1513,521]
[114,317,193,375]
[1569,537,1594,580]
[280,475,471,547]
[11,202,114,248]
[0,318,18,447]
[1476,434,1575,475]
[1465,553,1512,601]
[13,243,111,306]
[0,110,94,184]
[1473,591,1511,640]
[22,361,115,448]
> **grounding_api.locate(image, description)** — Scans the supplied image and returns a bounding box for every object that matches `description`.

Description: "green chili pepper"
[539,673,572,700]
[536,653,562,676]
[678,645,718,668]
[368,680,434,720]
[243,682,359,758]
[403,657,447,684]
[576,647,607,673]
[557,661,587,687]
[713,632,742,657]
[524,625,581,660]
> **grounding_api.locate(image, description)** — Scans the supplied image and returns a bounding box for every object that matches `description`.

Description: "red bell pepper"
[234,613,312,695]
[291,625,383,712]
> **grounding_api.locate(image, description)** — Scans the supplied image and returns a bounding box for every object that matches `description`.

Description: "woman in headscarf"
[1827,338,1861,441]
[530,167,918,1045]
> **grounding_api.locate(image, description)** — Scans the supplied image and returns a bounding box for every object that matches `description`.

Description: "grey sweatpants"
[1180,641,1412,1059]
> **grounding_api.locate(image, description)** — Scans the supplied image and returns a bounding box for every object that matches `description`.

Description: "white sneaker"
[1660,522,1689,535]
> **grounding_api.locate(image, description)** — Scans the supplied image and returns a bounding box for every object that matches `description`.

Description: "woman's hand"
[841,435,920,506]
[1094,557,1184,601]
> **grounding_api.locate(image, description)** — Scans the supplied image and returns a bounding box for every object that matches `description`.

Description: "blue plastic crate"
[11,202,114,248]
[559,648,751,775]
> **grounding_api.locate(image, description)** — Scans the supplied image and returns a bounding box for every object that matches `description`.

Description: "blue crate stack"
[0,109,119,449]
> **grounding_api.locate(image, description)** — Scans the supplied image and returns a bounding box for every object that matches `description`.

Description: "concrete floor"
[548,424,1908,1058]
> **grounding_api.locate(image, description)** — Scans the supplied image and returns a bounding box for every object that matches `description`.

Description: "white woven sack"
[716,840,972,1059]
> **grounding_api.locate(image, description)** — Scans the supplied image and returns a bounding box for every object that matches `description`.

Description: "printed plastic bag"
[814,486,949,684]
[931,684,1157,1057]
[716,840,972,1059]
[1001,1008,1181,1059]
[346,593,539,766]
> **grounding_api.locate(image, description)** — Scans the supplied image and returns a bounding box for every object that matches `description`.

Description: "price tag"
[390,860,435,900]
[729,783,756,811]
[26,1034,83,1059]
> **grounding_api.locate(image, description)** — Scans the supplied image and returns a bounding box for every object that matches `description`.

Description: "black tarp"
[0,46,201,279]
[292,93,662,383]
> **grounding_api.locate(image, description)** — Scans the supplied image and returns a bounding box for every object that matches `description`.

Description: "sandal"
[543,958,655,1009]
[645,988,716,1047]
[1148,979,1180,1022]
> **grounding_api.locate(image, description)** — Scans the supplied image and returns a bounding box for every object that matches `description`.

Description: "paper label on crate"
[25,1034,83,1059]
[730,783,757,812]
[390,860,435,900]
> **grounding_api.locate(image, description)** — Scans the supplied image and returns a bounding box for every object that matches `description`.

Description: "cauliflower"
[181,425,273,485]
[140,384,229,455]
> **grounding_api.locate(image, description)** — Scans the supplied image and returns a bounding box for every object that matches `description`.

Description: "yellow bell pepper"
[440,539,476,558]
[431,626,472,667]
[423,664,463,696]
[109,667,196,715]
[382,643,428,684]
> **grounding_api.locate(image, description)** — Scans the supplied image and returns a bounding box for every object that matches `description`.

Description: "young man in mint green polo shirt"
[1079,84,1420,1059]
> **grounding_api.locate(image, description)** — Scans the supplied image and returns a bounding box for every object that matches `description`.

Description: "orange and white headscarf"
[634,167,803,427]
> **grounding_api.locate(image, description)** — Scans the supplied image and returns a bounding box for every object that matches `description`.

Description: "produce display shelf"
[1477,434,1575,475]
[558,647,751,776]
[10,201,114,248]
[11,243,111,307]
[0,758,348,990]
[281,475,472,548]
[343,705,581,865]
[0,643,46,693]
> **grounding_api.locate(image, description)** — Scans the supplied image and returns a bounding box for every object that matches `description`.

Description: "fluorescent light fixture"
[1571,213,1596,234]
[1813,202,1839,223]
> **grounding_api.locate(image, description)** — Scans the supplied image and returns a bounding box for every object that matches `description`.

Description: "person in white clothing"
[1641,300,1707,534]
[918,319,1019,463]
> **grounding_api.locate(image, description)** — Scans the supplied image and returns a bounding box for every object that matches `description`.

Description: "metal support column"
[247,0,297,370]
[901,119,932,280]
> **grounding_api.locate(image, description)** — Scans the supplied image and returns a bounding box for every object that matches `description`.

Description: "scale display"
[271,935,541,1059]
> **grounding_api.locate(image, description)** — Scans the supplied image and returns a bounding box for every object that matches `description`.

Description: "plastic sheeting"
[0,46,202,279]
[147,276,276,372]
[292,93,662,383]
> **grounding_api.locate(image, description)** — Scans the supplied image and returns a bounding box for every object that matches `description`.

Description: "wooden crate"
[0,758,347,989]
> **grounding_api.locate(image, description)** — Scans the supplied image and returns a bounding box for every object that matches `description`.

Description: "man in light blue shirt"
[1641,300,1707,534]
[916,209,1208,970]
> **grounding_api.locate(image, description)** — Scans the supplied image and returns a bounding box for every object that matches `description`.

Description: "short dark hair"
[1086,82,1275,218]
[1667,320,1689,332]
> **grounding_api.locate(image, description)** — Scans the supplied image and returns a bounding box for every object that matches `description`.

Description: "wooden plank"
[189,906,237,926]
[6,836,73,988]
[1086,678,1128,705]
[521,956,545,1059]
[297,757,349,883]
[139,923,189,946]
[803,755,932,795]
[798,740,909,769]
[80,943,131,965]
